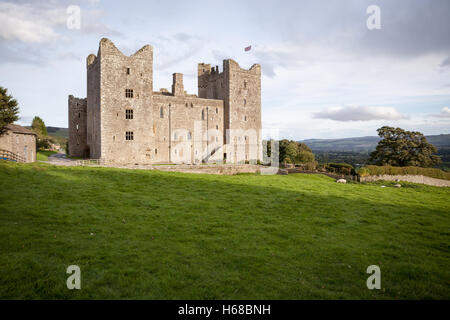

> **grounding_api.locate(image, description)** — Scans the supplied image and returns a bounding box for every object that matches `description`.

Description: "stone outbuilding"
[0,124,37,163]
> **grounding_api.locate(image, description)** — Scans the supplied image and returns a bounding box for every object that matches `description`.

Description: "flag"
[244,45,252,52]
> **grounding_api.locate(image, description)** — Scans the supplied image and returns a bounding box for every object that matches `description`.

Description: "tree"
[31,116,51,150]
[278,140,316,165]
[296,142,315,163]
[279,139,298,164]
[369,126,441,167]
[31,116,47,136]
[0,86,19,135]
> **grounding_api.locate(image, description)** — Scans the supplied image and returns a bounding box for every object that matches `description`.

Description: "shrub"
[356,167,370,177]
[360,165,450,181]
[325,163,356,175]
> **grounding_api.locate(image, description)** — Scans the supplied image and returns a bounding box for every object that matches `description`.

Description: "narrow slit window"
[160,107,164,118]
[126,67,130,75]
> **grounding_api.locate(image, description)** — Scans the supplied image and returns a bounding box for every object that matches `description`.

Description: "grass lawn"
[0,161,449,299]
[36,150,58,161]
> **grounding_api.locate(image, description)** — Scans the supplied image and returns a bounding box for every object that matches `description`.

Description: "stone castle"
[68,38,262,164]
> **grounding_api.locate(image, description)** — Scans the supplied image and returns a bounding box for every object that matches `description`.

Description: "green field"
[36,150,58,161]
[0,161,449,299]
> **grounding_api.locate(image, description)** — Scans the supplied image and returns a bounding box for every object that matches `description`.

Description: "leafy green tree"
[296,142,315,163]
[279,140,316,165]
[31,116,47,136]
[31,116,52,150]
[369,126,441,167]
[0,86,19,135]
[279,139,298,164]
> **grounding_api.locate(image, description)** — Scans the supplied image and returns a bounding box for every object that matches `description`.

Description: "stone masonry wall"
[197,60,262,163]
[68,95,87,157]
[69,38,262,165]
[360,174,450,187]
[98,38,154,164]
[0,130,36,162]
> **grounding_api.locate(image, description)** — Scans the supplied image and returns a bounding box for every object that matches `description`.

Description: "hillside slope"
[0,162,448,299]
[301,134,450,152]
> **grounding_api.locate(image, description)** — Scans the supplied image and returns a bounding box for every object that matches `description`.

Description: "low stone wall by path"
[360,175,450,187]
[152,164,262,175]
[286,168,358,181]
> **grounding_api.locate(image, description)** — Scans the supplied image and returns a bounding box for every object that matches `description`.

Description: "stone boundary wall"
[152,164,261,175]
[360,175,450,187]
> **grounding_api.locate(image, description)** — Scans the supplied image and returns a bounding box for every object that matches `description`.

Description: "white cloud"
[312,106,409,122]
[0,2,66,43]
[429,107,450,118]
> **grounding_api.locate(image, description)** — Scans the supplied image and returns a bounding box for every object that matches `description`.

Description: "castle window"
[76,124,79,130]
[126,131,134,141]
[125,89,133,98]
[126,109,133,119]
[244,80,247,88]
[216,107,218,114]
[202,109,205,120]
[191,103,193,108]
[216,125,218,130]
[160,107,164,118]
[113,136,115,141]
[186,103,188,108]
[78,113,80,118]
[244,99,246,106]
[155,148,158,155]
[126,67,130,75]
[244,116,247,121]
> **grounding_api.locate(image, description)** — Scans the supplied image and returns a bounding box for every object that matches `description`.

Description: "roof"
[4,124,37,136]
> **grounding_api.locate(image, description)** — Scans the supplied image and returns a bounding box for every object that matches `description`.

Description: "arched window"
[160,107,164,118]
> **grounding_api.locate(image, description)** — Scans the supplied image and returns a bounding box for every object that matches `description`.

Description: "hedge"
[357,165,450,181]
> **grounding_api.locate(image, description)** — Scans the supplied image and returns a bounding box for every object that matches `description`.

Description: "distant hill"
[24,126,68,146]
[46,127,68,139]
[301,134,450,152]
[300,134,450,170]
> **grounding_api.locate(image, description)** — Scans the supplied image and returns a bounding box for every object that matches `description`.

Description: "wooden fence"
[0,148,25,163]
[74,159,108,166]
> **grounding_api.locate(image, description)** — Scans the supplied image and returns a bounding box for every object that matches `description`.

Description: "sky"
[0,0,449,139]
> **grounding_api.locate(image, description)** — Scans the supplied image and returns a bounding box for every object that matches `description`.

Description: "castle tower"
[172,73,184,96]
[68,95,87,157]
[85,38,154,162]
[197,59,262,163]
